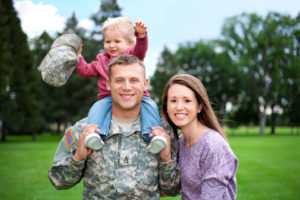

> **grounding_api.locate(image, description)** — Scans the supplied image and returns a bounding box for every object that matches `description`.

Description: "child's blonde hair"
[102,17,135,42]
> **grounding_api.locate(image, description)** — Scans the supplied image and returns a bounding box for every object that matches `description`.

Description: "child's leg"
[85,96,112,150]
[141,97,166,154]
[140,96,162,140]
[88,96,112,137]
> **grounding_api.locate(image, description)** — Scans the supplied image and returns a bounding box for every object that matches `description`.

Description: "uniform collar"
[107,116,141,138]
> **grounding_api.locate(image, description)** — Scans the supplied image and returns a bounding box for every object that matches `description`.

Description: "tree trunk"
[1,121,7,142]
[56,121,61,134]
[32,132,36,141]
[63,120,68,132]
[259,111,266,135]
[218,101,225,126]
[271,112,276,135]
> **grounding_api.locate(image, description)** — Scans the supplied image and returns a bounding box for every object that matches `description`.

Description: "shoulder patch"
[65,128,75,148]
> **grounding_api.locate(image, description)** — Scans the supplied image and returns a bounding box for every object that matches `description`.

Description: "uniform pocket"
[85,150,111,184]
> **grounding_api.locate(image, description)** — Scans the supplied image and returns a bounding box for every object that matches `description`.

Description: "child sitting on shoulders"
[76,17,166,154]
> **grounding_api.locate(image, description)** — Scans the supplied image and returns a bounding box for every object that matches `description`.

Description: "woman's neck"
[181,121,210,148]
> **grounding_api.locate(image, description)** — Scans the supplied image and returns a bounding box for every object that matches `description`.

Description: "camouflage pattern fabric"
[48,117,180,199]
[38,34,81,87]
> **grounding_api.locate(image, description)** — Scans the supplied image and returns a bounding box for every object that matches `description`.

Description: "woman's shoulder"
[201,130,229,151]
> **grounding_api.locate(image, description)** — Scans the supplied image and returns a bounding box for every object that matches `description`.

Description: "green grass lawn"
[0,134,300,200]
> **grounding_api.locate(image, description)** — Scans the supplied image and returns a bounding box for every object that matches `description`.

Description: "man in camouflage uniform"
[48,55,180,199]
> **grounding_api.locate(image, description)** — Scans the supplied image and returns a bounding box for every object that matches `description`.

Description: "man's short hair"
[108,55,146,80]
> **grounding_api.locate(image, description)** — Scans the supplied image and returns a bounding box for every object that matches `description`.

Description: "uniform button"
[124,156,128,163]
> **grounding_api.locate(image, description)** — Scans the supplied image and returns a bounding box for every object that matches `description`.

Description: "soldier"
[48,54,180,199]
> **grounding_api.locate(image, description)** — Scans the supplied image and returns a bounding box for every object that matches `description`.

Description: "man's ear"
[144,78,149,91]
[106,79,111,91]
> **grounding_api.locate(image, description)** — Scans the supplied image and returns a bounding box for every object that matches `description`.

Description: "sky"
[13,0,300,77]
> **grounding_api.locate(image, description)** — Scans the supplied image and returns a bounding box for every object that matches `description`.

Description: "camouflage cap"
[51,34,82,51]
[38,34,82,87]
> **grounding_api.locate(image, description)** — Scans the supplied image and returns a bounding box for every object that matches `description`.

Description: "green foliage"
[150,12,300,132]
[175,40,239,123]
[91,0,121,38]
[0,0,43,138]
[27,1,123,133]
[150,47,178,108]
[219,12,300,133]
[150,41,240,124]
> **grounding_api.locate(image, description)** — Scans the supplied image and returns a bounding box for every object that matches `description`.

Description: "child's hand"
[134,20,147,38]
[76,44,83,57]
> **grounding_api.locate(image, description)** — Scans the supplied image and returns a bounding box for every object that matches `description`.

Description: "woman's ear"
[198,103,203,113]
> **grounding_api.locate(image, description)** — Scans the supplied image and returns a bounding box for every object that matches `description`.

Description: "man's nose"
[123,80,132,90]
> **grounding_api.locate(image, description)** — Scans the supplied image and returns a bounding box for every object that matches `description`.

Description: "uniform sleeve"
[76,56,100,78]
[48,118,88,190]
[158,121,181,196]
[128,32,148,61]
[199,137,238,199]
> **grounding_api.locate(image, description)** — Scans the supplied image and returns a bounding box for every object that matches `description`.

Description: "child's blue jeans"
[87,96,162,141]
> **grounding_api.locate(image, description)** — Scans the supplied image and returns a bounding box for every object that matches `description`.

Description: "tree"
[31,31,70,133]
[91,0,121,39]
[29,1,123,133]
[150,41,240,126]
[173,41,239,124]
[0,0,43,141]
[150,47,179,109]
[31,14,99,133]
[220,12,300,134]
[87,0,122,61]
[281,13,300,133]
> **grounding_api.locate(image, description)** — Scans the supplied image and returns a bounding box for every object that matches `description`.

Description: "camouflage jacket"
[48,117,180,200]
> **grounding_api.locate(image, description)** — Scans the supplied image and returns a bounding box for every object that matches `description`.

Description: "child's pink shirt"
[76,34,149,100]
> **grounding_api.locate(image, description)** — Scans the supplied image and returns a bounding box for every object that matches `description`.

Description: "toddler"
[76,17,166,154]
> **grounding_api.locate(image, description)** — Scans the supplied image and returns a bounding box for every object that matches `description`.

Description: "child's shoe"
[85,133,104,150]
[147,135,167,154]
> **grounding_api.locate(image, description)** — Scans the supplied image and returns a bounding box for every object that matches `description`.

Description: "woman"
[160,74,238,199]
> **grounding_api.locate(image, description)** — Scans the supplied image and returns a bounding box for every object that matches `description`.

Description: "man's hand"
[134,20,147,38]
[73,124,99,161]
[150,126,172,162]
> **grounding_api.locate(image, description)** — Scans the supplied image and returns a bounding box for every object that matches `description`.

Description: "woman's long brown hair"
[162,74,227,140]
